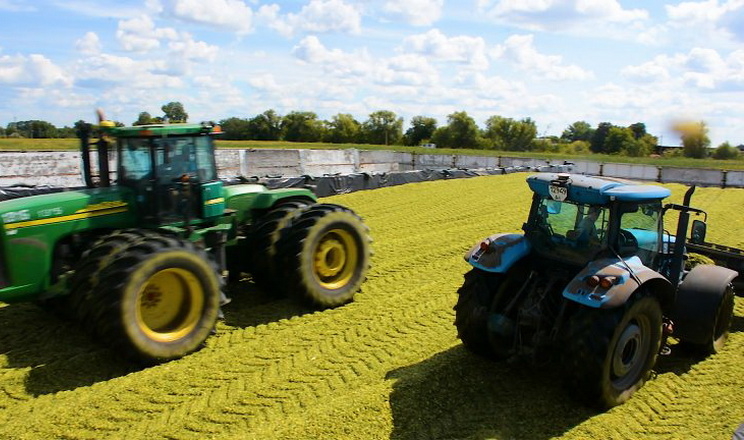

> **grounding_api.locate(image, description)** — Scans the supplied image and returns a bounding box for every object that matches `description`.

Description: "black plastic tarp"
[0,165,572,201]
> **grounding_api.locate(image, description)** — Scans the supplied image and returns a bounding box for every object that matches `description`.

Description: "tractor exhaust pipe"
[669,185,696,284]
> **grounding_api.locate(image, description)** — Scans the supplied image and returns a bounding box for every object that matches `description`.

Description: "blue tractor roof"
[527,173,671,205]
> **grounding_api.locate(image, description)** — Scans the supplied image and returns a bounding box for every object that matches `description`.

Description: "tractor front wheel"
[278,204,371,308]
[563,295,662,408]
[88,236,221,363]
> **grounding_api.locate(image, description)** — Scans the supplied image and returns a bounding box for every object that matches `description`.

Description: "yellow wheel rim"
[135,268,204,343]
[312,228,358,290]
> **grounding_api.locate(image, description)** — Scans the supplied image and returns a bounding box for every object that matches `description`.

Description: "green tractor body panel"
[223,184,317,224]
[201,181,226,218]
[0,187,137,302]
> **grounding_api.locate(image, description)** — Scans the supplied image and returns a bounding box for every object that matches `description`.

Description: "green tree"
[219,117,251,140]
[361,110,403,145]
[712,141,740,160]
[12,120,58,138]
[248,110,282,140]
[134,112,155,126]
[433,111,479,149]
[161,101,188,123]
[628,122,647,140]
[675,121,710,159]
[590,122,614,154]
[281,111,324,142]
[74,120,92,139]
[561,121,594,143]
[603,126,634,155]
[404,116,437,146]
[484,116,537,151]
[326,113,361,143]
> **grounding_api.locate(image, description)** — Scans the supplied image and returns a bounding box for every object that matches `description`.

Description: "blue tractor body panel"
[464,233,531,273]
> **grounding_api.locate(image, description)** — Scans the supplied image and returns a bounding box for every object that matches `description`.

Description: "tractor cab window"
[529,197,608,263]
[616,202,662,265]
[153,138,196,184]
[152,136,217,183]
[119,139,153,182]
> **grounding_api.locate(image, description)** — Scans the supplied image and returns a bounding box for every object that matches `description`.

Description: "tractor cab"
[525,173,669,269]
[82,121,225,226]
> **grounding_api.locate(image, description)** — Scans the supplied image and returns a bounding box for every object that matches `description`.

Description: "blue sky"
[0,0,742,146]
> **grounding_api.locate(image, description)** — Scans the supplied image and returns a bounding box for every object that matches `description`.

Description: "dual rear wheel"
[69,233,221,364]
[249,203,372,308]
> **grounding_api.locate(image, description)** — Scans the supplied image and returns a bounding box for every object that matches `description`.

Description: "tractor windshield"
[616,201,663,266]
[118,135,217,184]
[528,197,609,264]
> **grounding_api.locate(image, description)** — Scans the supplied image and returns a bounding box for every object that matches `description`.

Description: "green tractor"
[0,115,371,364]
[456,173,738,408]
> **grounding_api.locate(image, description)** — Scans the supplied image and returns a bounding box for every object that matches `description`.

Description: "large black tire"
[454,269,504,358]
[41,230,153,319]
[247,201,309,293]
[563,295,663,408]
[80,236,221,363]
[66,230,155,319]
[680,284,735,356]
[277,203,371,308]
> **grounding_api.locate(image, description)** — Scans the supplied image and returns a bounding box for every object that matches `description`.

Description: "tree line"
[2,101,740,160]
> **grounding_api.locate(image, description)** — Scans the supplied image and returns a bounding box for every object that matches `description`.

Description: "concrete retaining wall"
[1,149,742,189]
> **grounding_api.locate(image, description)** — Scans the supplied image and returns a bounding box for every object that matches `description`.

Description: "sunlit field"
[0,174,742,439]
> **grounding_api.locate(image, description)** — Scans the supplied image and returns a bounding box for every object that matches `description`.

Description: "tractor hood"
[0,187,134,234]
[527,173,671,205]
[0,186,138,302]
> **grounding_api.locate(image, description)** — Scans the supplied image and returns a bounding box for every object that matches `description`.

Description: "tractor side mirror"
[690,219,706,244]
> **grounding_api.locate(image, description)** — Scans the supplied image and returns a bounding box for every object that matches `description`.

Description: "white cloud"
[401,29,489,70]
[292,36,439,90]
[491,34,593,81]
[75,32,102,56]
[621,61,671,83]
[666,0,744,42]
[248,73,282,93]
[382,0,444,26]
[478,0,649,35]
[116,15,179,52]
[168,34,219,62]
[0,0,35,12]
[0,54,72,87]
[273,0,362,37]
[161,0,254,34]
[622,47,744,91]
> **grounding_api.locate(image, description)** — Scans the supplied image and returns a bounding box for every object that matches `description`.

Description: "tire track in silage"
[561,298,744,440]
[0,243,466,439]
[0,175,532,438]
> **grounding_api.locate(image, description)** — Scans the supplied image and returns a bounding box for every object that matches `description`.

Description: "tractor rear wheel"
[454,268,520,359]
[563,295,662,408]
[277,203,371,308]
[454,269,501,358]
[85,236,221,363]
[247,201,309,293]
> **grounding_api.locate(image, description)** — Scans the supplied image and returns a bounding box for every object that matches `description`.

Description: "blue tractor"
[455,173,739,408]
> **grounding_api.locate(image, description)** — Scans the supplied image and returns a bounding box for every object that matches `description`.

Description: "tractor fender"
[563,256,675,309]
[464,233,530,273]
[670,264,738,345]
